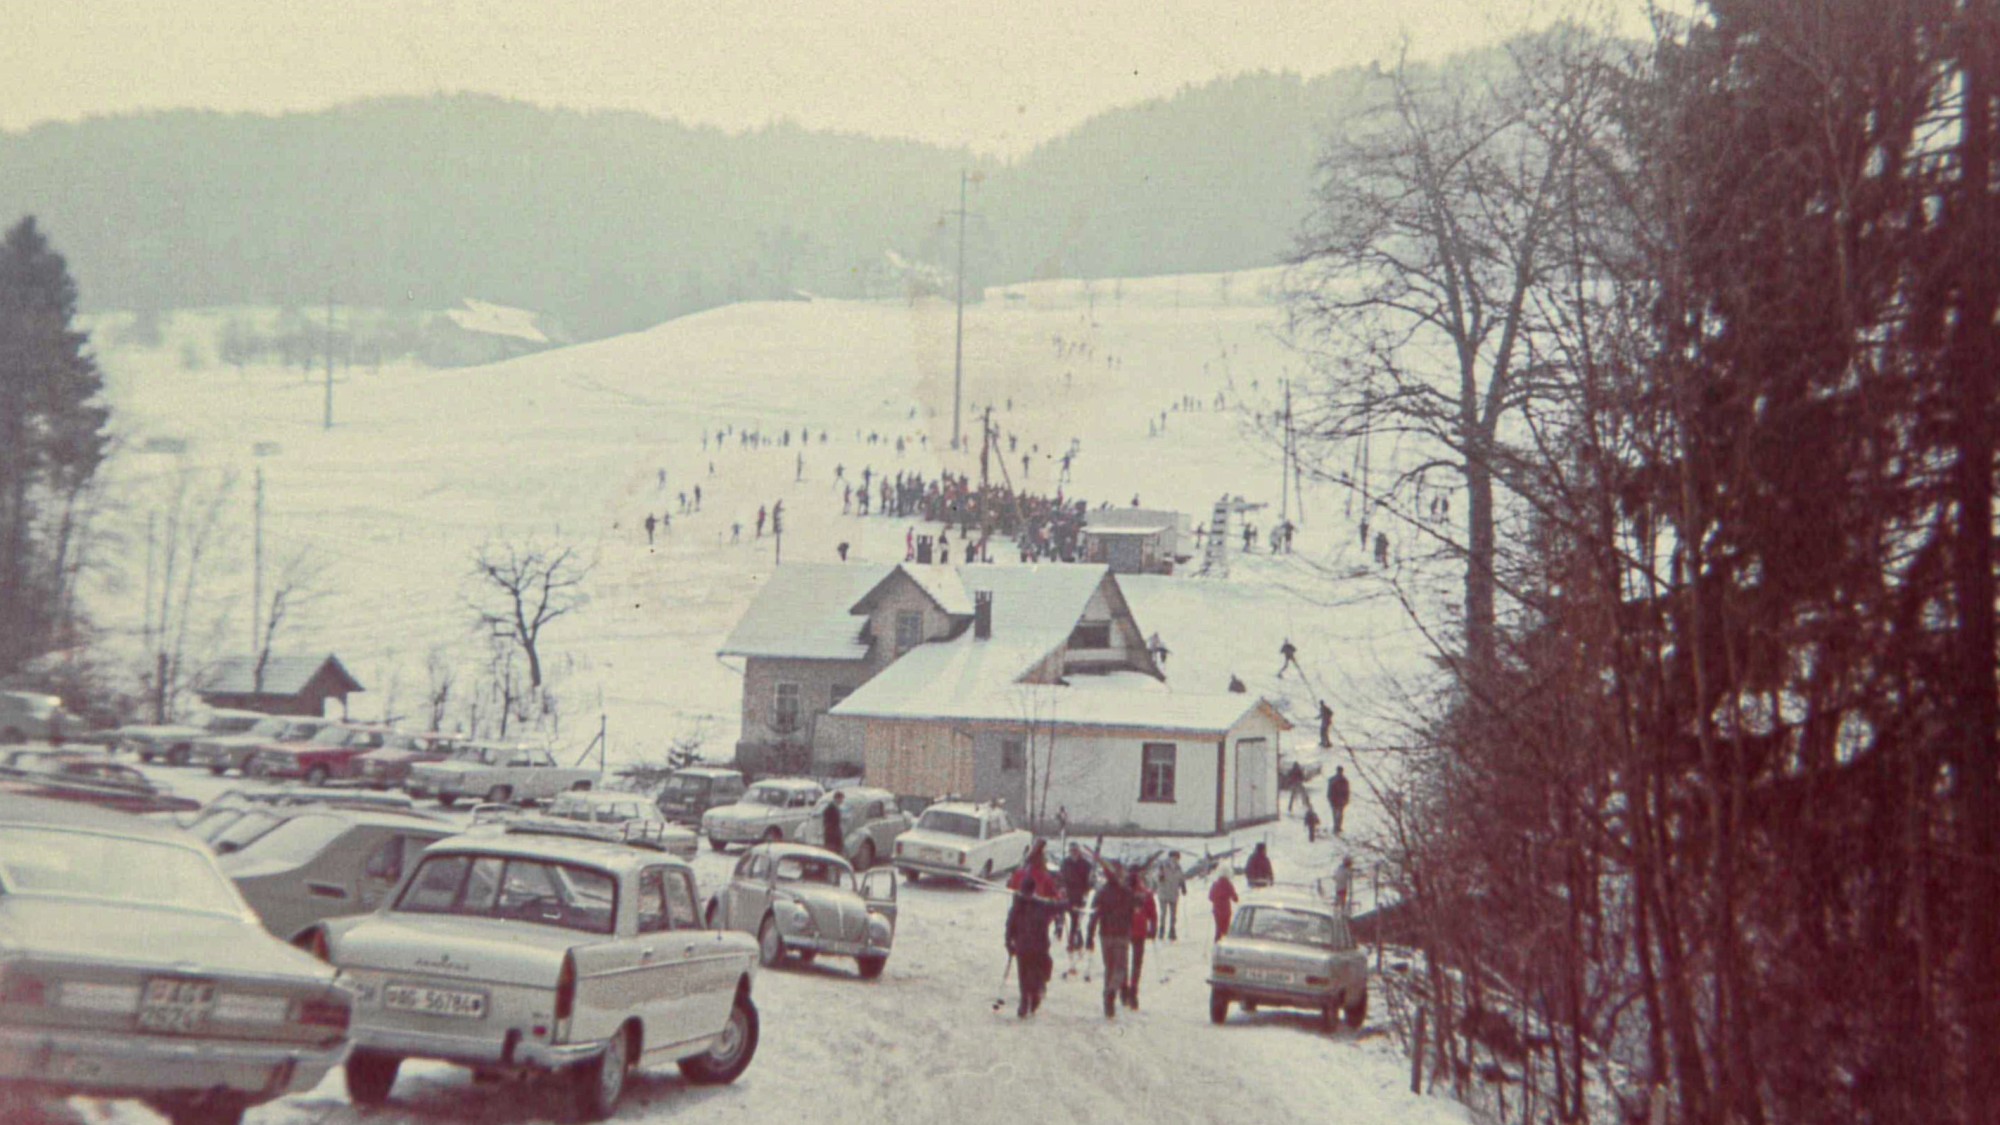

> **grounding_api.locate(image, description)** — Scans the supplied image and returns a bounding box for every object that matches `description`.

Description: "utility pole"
[323,288,335,430]
[950,170,971,451]
[1280,378,1292,523]
[251,464,264,670]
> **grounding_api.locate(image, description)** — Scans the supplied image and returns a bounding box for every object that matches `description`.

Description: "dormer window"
[1068,622,1112,650]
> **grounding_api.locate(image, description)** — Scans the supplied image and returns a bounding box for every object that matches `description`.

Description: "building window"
[831,684,853,708]
[1001,738,1026,771]
[1140,742,1176,802]
[773,682,800,733]
[1068,621,1112,650]
[895,610,923,652]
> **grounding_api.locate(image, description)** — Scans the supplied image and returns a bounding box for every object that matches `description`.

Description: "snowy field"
[39,271,1468,1123]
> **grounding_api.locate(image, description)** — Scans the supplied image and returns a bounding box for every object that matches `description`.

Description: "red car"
[247,723,393,786]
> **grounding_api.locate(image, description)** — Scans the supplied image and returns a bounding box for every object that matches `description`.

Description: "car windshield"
[210,809,286,851]
[187,806,250,841]
[281,721,326,740]
[230,813,346,864]
[774,855,852,886]
[209,714,260,733]
[395,853,617,935]
[746,785,792,807]
[664,775,710,796]
[917,810,982,838]
[246,717,289,738]
[1237,906,1341,947]
[0,826,244,917]
[309,726,353,746]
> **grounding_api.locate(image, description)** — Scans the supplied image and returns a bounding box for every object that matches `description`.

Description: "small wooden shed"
[198,654,364,718]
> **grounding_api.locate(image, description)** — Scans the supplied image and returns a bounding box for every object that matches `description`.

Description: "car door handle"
[306,882,350,900]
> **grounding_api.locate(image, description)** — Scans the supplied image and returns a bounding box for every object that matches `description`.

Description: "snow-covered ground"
[43,270,1466,1123]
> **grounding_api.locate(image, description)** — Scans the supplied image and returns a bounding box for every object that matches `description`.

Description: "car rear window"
[231,814,347,865]
[395,853,616,935]
[0,827,244,917]
[917,810,982,838]
[1237,906,1349,948]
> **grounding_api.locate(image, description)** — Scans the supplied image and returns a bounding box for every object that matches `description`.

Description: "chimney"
[973,591,993,639]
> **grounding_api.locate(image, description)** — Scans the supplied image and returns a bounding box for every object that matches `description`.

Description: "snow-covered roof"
[445,298,550,343]
[1084,524,1172,537]
[204,654,362,696]
[886,564,975,617]
[1085,508,1183,531]
[718,564,893,661]
[837,673,1285,735]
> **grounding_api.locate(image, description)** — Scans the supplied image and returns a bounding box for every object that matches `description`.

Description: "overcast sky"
[2,0,1640,157]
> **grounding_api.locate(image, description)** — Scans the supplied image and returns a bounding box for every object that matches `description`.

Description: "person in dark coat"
[643,513,657,544]
[1304,800,1321,843]
[1245,842,1275,888]
[1209,871,1239,943]
[1060,844,1093,954]
[820,791,846,859]
[1092,865,1137,1019]
[1006,842,1060,1016]
[1327,766,1351,835]
[1124,869,1158,1010]
[1284,761,1308,812]
[1318,700,1334,748]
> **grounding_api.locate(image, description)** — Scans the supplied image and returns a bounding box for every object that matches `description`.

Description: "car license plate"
[1244,969,1295,984]
[384,983,488,1019]
[138,978,216,1033]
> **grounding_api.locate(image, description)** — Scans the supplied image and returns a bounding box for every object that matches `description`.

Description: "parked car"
[188,716,328,776]
[891,800,1034,883]
[0,749,201,815]
[355,731,460,790]
[654,766,746,826]
[707,842,898,979]
[0,793,353,1125]
[220,806,456,944]
[1207,885,1368,1031]
[247,723,393,786]
[700,778,826,851]
[0,690,78,744]
[798,785,911,870]
[537,790,699,859]
[404,742,597,807]
[115,709,266,765]
[310,824,761,1119]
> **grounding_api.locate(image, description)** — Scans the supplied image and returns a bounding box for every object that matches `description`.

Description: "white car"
[1209,885,1368,1031]
[404,743,597,807]
[114,709,266,766]
[0,793,353,1125]
[708,842,898,979]
[891,801,1034,883]
[798,785,912,870]
[537,790,700,859]
[312,825,761,1120]
[700,778,826,851]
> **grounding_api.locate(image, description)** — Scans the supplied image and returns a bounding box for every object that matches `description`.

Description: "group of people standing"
[1007,842,1193,1019]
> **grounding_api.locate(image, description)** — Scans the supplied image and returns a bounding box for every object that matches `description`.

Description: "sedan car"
[188,716,328,776]
[1208,885,1368,1031]
[654,766,746,827]
[0,691,78,745]
[219,806,457,944]
[0,793,353,1125]
[799,785,911,870]
[405,742,597,807]
[700,778,825,851]
[538,790,699,859]
[707,842,897,979]
[355,731,460,790]
[115,709,266,766]
[891,801,1034,883]
[247,723,392,786]
[311,826,761,1120]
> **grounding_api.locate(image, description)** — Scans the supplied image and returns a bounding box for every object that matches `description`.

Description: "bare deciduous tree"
[252,547,327,693]
[465,538,590,692]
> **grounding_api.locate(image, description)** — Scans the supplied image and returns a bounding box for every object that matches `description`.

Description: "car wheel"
[306,765,331,788]
[160,1099,246,1125]
[571,780,593,791]
[758,915,785,967]
[486,785,512,804]
[438,795,458,808]
[708,837,728,852]
[168,746,191,767]
[855,840,876,870]
[139,750,155,763]
[763,826,783,842]
[567,1021,633,1122]
[1209,989,1230,1025]
[345,1049,402,1106]
[857,954,887,981]
[1322,1001,1341,1033]
[1345,992,1368,1028]
[796,950,817,966]
[1243,1000,1259,1013]
[207,764,226,776]
[899,868,919,883]
[679,989,759,1085]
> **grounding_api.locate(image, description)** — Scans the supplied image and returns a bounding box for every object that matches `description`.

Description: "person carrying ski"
[1092,863,1137,1020]
[1245,842,1275,888]
[1327,766,1351,835]
[1124,869,1158,1011]
[1060,844,1093,954]
[1209,870,1240,942]
[1153,851,1186,941]
[756,506,767,538]
[1006,842,1061,1016]
[1277,637,1301,678]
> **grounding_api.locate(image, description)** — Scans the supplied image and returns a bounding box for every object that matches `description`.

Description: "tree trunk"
[1464,457,1497,676]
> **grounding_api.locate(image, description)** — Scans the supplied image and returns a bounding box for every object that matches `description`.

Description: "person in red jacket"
[1006,842,1062,1016]
[1209,871,1240,943]
[1124,869,1158,1010]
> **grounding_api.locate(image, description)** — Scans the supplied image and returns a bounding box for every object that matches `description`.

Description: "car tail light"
[554,953,577,1022]
[1216,965,1237,976]
[1306,976,1329,986]
[0,970,47,1007]
[294,996,350,1031]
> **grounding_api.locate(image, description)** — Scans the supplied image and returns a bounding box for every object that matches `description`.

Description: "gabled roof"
[850,563,974,618]
[718,564,892,661]
[835,673,1288,735]
[204,654,362,697]
[1085,508,1184,531]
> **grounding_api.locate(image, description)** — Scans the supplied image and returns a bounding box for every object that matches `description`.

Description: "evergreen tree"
[0,216,110,676]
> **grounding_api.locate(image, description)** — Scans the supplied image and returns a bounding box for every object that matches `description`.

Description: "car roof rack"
[500,817,679,853]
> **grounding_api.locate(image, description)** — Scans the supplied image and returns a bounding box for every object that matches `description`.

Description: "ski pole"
[991,954,1015,1011]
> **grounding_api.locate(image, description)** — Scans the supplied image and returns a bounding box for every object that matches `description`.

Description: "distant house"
[1081,508,1189,574]
[717,562,1286,835]
[197,654,363,718]
[420,299,569,367]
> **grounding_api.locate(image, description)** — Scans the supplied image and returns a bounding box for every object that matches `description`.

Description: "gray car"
[1208,885,1368,1031]
[0,691,77,744]
[188,716,326,776]
[708,842,898,979]
[799,785,912,870]
[220,806,458,944]
[115,709,266,765]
